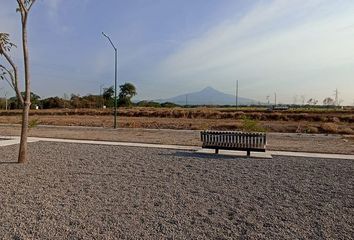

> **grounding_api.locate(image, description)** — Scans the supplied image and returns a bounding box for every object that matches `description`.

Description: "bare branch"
[0,64,24,105]
[0,39,24,105]
[28,0,36,12]
[2,50,17,76]
[16,0,28,14]
[0,66,15,89]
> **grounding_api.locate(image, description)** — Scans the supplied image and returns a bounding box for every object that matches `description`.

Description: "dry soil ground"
[0,142,353,239]
[1,105,354,135]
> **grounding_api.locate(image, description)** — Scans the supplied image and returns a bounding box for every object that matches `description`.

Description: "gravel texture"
[0,142,353,239]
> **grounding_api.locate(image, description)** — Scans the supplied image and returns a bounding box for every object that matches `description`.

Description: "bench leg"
[215,149,219,154]
[247,150,251,157]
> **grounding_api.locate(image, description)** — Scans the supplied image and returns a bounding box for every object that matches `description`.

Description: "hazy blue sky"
[1,0,354,104]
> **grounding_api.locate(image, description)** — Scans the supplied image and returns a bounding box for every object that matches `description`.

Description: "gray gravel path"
[0,142,353,239]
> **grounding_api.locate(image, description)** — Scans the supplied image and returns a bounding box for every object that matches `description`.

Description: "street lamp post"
[99,84,104,108]
[102,32,118,129]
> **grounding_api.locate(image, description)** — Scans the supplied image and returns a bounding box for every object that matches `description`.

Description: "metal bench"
[200,130,267,156]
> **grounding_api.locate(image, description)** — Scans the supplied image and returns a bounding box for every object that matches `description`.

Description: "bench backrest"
[201,130,266,149]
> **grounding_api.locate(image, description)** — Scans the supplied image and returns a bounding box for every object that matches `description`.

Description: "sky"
[0,0,354,105]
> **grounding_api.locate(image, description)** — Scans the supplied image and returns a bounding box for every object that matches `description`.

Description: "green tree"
[24,91,40,107]
[118,83,137,107]
[41,97,66,109]
[7,92,40,109]
[103,86,114,107]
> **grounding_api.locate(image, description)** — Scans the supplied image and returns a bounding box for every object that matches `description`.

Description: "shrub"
[329,117,340,123]
[320,123,338,133]
[249,112,262,120]
[160,102,179,108]
[338,127,354,135]
[241,116,265,132]
[29,118,40,129]
[268,113,283,121]
[136,101,161,108]
[215,123,242,131]
[339,115,354,123]
[305,126,319,134]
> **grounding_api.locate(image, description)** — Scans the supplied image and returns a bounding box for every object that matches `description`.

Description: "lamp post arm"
[102,32,117,51]
[101,31,118,128]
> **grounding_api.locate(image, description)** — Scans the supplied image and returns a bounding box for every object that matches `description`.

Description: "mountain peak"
[156,87,256,105]
[200,86,218,93]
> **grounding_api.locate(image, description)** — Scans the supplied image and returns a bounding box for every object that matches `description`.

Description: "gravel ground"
[0,142,353,239]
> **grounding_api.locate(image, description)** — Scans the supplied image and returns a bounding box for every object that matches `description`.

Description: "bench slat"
[200,130,266,153]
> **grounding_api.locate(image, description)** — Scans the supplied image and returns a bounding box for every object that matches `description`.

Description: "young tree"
[118,83,137,107]
[17,0,36,163]
[0,0,36,163]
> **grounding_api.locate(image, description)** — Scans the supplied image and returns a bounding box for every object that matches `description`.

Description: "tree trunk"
[18,102,30,163]
[18,14,31,163]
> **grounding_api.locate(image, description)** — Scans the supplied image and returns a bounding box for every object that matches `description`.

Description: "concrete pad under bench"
[196,148,273,159]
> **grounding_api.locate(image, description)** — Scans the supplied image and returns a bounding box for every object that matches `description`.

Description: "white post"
[5,92,8,110]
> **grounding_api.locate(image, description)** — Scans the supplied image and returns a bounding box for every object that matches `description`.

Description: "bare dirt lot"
[0,142,353,239]
[0,108,353,134]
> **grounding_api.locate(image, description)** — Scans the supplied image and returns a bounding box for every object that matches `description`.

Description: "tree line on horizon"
[0,82,142,109]
[0,90,346,110]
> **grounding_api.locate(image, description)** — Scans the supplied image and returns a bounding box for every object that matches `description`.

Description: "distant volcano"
[156,86,256,105]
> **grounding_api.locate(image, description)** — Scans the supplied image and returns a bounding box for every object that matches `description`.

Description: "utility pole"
[334,88,339,107]
[102,32,118,128]
[185,94,188,106]
[235,80,239,109]
[274,92,277,106]
[5,91,8,111]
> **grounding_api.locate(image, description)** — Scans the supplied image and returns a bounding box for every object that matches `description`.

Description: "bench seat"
[201,130,267,156]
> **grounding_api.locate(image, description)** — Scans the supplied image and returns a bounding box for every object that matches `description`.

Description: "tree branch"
[0,52,24,105]
[0,68,15,90]
[28,0,36,12]
[16,0,28,14]
[0,64,15,87]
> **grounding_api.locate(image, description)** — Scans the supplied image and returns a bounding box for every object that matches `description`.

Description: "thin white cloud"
[153,0,354,104]
[43,0,63,17]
